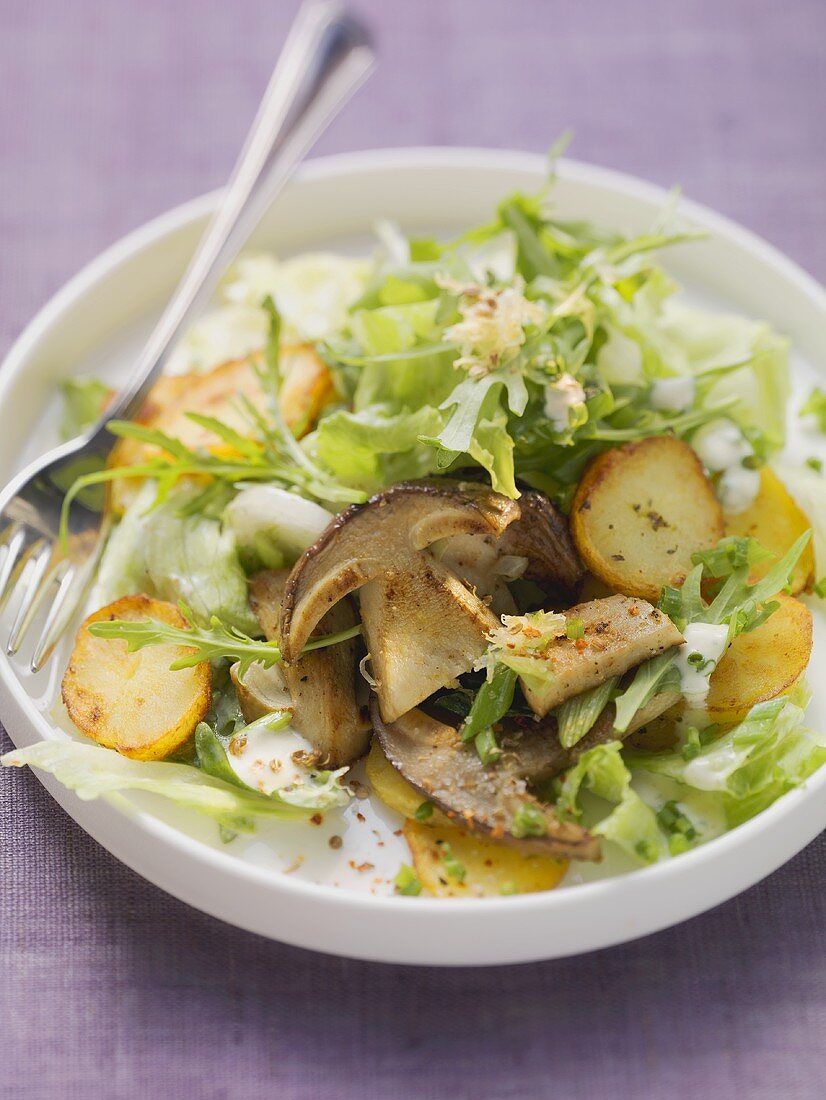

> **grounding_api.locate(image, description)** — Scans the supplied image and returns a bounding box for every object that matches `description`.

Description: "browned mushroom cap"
[519,595,683,717]
[436,489,584,614]
[371,701,601,862]
[280,480,585,724]
[249,570,370,767]
[496,490,584,593]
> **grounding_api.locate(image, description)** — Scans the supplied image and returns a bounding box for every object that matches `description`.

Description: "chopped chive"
[511,803,547,839]
[413,801,434,822]
[394,864,423,896]
[474,727,502,765]
[565,617,585,640]
[440,843,466,883]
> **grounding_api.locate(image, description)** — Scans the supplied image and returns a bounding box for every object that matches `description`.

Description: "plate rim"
[2,145,825,964]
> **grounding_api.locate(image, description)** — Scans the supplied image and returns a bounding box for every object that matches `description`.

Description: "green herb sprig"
[88,602,361,677]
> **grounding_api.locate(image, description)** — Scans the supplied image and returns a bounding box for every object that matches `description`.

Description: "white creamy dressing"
[650,376,695,412]
[681,742,745,791]
[717,463,762,514]
[693,419,752,471]
[691,418,760,514]
[228,723,319,796]
[675,621,730,707]
[543,373,586,432]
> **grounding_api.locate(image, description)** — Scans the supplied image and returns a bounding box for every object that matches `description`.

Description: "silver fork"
[0,1,373,672]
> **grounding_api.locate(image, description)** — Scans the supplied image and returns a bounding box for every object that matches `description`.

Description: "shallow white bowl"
[1,148,825,965]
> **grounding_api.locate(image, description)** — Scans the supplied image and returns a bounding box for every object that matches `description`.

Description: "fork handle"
[103,0,374,429]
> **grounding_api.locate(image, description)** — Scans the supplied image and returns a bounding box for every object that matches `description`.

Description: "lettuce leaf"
[626,693,826,830]
[556,741,663,863]
[93,483,258,633]
[659,303,790,449]
[1,738,349,829]
[313,405,444,492]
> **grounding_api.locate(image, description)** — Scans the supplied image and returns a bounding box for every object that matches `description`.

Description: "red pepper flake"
[309,813,323,826]
[575,637,588,652]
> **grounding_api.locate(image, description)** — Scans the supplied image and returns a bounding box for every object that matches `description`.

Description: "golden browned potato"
[571,436,724,602]
[706,593,812,723]
[365,740,450,826]
[626,702,684,753]
[107,346,335,515]
[403,819,568,898]
[61,595,211,760]
[724,467,815,595]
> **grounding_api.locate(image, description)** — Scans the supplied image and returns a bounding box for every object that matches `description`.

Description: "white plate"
[1,148,825,966]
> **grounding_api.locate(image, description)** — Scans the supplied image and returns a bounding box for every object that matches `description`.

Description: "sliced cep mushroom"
[436,489,584,615]
[248,569,370,766]
[372,701,600,861]
[280,481,529,723]
[519,595,683,717]
[230,661,292,724]
[496,490,584,594]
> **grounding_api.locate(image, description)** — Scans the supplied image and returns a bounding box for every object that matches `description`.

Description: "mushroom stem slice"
[372,702,600,862]
[520,595,683,717]
[230,661,293,724]
[361,558,499,723]
[249,570,370,767]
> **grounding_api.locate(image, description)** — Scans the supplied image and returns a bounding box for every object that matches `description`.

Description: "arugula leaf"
[87,602,361,677]
[195,716,291,790]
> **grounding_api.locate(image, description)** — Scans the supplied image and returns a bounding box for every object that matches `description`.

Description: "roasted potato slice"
[571,436,724,602]
[62,595,211,760]
[108,346,335,515]
[403,819,568,898]
[724,467,815,595]
[706,593,812,723]
[365,739,451,826]
[625,702,684,753]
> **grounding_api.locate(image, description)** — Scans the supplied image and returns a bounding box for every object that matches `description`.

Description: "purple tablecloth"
[2,1,825,1096]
